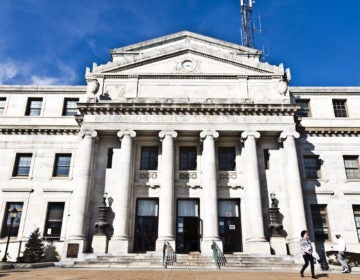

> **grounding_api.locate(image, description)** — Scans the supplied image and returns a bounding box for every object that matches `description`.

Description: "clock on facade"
[181,60,194,71]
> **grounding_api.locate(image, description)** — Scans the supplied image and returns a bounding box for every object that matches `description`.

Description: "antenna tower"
[240,0,255,48]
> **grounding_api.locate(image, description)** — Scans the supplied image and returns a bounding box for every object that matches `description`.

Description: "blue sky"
[0,0,359,86]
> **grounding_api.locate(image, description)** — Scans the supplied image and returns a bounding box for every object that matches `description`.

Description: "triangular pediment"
[88,31,284,77]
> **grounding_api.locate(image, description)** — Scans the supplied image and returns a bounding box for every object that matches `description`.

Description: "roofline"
[0,85,86,93]
[290,86,360,94]
[110,30,261,56]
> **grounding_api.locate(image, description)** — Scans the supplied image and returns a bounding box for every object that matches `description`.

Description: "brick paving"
[0,268,358,280]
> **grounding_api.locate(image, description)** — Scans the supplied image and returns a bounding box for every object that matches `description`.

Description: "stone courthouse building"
[0,31,360,262]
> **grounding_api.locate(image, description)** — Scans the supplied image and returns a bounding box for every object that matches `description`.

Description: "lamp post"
[2,207,18,262]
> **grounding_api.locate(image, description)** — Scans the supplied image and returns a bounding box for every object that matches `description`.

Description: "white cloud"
[0,61,19,84]
[29,61,78,85]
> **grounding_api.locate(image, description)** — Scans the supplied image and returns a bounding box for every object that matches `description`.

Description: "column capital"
[278,131,300,142]
[79,128,97,139]
[241,131,260,141]
[117,129,136,139]
[200,130,219,140]
[159,130,177,139]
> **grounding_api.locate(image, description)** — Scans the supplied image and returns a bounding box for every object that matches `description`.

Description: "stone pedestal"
[92,235,109,254]
[201,239,223,256]
[270,236,287,256]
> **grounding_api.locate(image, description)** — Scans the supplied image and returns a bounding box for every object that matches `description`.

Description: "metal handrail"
[211,241,227,269]
[163,241,176,268]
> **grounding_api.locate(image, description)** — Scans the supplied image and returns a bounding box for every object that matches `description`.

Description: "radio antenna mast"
[240,0,255,48]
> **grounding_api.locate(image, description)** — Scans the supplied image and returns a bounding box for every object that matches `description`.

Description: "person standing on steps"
[300,230,317,279]
[335,232,350,273]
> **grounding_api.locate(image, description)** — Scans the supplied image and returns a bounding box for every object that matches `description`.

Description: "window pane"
[218,200,239,217]
[178,200,199,217]
[304,156,320,179]
[140,146,158,170]
[332,99,347,117]
[45,202,64,239]
[296,99,310,117]
[53,154,71,176]
[13,154,32,176]
[63,98,79,116]
[344,156,360,179]
[311,205,328,241]
[353,205,360,242]
[218,147,236,171]
[26,98,42,116]
[0,98,6,115]
[137,199,158,216]
[1,202,23,237]
[179,147,197,170]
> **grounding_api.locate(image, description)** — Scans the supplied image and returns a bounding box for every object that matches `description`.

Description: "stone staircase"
[62,252,299,270]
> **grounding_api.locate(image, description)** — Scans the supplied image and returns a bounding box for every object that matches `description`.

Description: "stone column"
[241,131,270,253]
[200,130,221,255]
[108,129,136,253]
[156,130,177,251]
[66,128,97,256]
[279,131,307,255]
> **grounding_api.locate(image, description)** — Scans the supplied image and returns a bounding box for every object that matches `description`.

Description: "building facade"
[0,31,359,261]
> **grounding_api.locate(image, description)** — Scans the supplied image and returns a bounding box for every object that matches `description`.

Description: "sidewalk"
[0,268,358,280]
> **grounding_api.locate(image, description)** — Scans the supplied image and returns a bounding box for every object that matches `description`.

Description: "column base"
[270,236,287,256]
[201,239,223,256]
[92,235,109,254]
[108,238,129,253]
[155,238,175,253]
[244,239,270,254]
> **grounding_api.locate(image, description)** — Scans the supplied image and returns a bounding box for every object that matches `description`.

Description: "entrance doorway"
[218,199,242,253]
[133,199,158,252]
[176,199,200,253]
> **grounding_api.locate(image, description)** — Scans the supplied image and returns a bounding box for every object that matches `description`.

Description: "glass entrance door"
[218,200,242,253]
[133,199,158,252]
[176,199,200,253]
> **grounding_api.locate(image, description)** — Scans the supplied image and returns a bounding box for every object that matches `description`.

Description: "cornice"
[0,85,86,94]
[95,74,280,80]
[77,102,298,117]
[0,128,80,135]
[299,126,360,137]
[290,87,360,96]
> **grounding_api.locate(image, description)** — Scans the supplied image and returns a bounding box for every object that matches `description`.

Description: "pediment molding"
[96,50,274,75]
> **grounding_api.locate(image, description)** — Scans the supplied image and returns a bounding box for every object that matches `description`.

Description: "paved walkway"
[0,268,358,280]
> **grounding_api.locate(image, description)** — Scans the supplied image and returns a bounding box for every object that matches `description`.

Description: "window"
[303,155,320,179]
[311,204,329,241]
[1,202,23,238]
[107,148,113,168]
[343,156,360,179]
[25,98,43,116]
[296,99,310,117]
[179,146,197,170]
[13,153,32,177]
[53,154,71,177]
[62,98,79,116]
[263,149,270,170]
[44,202,65,240]
[140,146,158,170]
[218,147,236,171]
[353,205,360,242]
[0,97,6,115]
[332,99,347,117]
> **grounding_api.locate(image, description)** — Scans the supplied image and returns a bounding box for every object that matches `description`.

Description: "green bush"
[326,250,360,267]
[18,228,44,263]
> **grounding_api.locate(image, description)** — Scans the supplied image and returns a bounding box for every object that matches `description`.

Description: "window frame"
[303,155,321,179]
[25,97,43,116]
[332,99,347,118]
[311,204,329,241]
[12,153,32,177]
[0,97,6,115]
[52,153,72,177]
[295,99,311,117]
[62,98,79,116]
[1,202,23,238]
[353,205,360,242]
[343,155,360,179]
[140,146,159,170]
[218,146,236,171]
[43,202,65,241]
[179,146,197,171]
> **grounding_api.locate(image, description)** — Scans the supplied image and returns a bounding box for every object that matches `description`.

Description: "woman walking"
[300,230,317,279]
